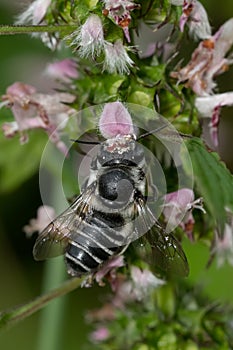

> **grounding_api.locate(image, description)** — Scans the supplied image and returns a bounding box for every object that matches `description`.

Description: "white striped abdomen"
[65,210,129,276]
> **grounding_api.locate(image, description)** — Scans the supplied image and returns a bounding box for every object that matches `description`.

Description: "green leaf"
[127,81,155,108]
[0,131,47,193]
[137,64,166,87]
[93,74,126,103]
[182,138,233,231]
[144,0,171,23]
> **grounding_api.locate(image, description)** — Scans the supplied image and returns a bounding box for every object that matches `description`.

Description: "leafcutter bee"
[33,132,189,279]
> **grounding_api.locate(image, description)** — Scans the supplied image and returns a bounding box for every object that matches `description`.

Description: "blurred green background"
[0,1,233,349]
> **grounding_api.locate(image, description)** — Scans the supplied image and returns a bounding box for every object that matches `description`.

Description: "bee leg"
[146,184,159,203]
[81,274,94,288]
[117,244,129,255]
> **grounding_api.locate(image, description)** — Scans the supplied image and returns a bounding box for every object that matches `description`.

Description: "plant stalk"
[0,25,77,35]
[0,276,84,331]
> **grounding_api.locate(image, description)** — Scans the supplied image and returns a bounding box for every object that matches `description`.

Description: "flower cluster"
[163,188,205,240]
[1,82,76,155]
[195,92,233,147]
[1,1,233,348]
[172,0,211,40]
[16,0,51,25]
[16,0,62,50]
[23,205,56,237]
[67,13,135,74]
[211,208,233,268]
[45,59,79,83]
[172,15,233,147]
[68,14,105,59]
[172,18,233,96]
[89,263,164,343]
[102,0,140,43]
[16,0,138,74]
[87,271,233,348]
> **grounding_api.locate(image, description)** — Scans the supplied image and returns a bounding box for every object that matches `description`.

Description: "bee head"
[97,134,144,167]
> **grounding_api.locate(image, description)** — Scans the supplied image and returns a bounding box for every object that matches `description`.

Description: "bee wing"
[33,183,97,261]
[134,197,189,279]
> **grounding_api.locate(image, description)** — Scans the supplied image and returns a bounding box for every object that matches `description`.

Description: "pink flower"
[89,267,164,324]
[95,256,125,286]
[130,266,164,301]
[212,209,233,267]
[16,0,51,25]
[16,0,61,50]
[45,59,78,83]
[99,102,134,139]
[86,303,115,322]
[171,18,233,96]
[68,15,105,58]
[90,327,110,343]
[163,188,205,238]
[1,82,76,155]
[103,40,134,74]
[195,92,233,147]
[103,0,140,43]
[112,277,134,307]
[179,0,211,40]
[23,205,56,237]
[111,266,164,307]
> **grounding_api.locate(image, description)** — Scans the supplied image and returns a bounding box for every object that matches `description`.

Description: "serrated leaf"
[182,138,233,231]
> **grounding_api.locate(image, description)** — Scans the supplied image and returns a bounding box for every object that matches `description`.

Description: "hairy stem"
[0,24,77,35]
[0,276,84,331]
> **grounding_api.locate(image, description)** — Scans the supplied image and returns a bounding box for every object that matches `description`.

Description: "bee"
[33,132,189,279]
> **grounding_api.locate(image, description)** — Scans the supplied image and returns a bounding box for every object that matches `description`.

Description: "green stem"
[0,276,84,331]
[0,24,77,35]
[35,158,79,350]
[36,258,67,350]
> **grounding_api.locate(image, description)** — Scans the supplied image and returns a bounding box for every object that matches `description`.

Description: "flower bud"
[68,15,105,58]
[103,40,134,74]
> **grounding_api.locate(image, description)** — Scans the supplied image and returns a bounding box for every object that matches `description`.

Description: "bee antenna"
[137,124,168,140]
[137,125,193,141]
[70,139,101,145]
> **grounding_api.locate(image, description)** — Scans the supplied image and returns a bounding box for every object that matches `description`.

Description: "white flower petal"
[16,0,51,25]
[195,92,233,117]
[103,40,134,74]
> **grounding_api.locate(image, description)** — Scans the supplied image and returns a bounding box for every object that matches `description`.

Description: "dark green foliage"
[87,282,233,350]
[183,138,233,233]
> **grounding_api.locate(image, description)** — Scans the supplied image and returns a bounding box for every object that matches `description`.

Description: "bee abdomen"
[65,242,103,275]
[65,211,126,276]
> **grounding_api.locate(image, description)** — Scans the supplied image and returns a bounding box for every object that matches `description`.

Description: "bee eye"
[97,153,106,164]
